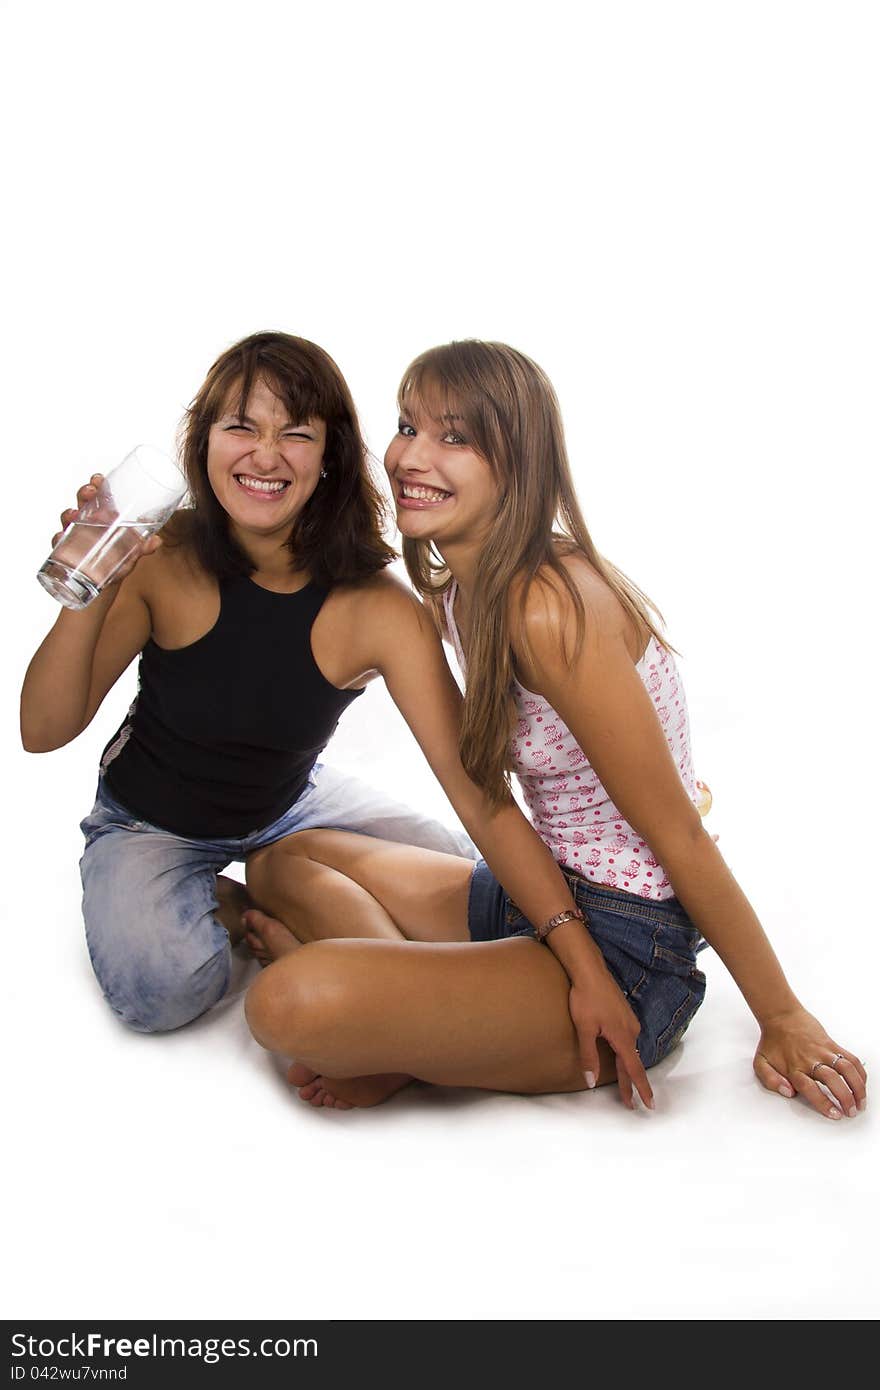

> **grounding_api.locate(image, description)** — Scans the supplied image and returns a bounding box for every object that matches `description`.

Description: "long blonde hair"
[399,340,668,806]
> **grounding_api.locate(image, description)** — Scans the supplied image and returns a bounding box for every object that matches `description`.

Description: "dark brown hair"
[176,331,394,584]
[400,340,667,805]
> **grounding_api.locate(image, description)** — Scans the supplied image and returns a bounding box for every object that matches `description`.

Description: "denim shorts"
[79,762,477,1034]
[468,860,707,1068]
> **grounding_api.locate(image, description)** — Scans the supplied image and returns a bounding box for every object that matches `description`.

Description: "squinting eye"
[443,432,466,446]
[224,424,252,434]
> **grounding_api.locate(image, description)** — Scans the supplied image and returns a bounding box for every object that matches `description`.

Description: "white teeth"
[235,475,289,494]
[400,484,451,501]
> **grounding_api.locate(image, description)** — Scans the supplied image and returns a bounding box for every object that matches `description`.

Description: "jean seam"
[653,944,699,967]
[655,981,705,1060]
[583,899,687,928]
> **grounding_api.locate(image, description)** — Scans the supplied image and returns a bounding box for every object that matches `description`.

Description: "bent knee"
[106,985,226,1034]
[246,831,315,893]
[245,945,349,1055]
[91,942,231,1034]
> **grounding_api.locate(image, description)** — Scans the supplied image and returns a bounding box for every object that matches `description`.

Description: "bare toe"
[244,909,300,964]
[288,1062,318,1087]
[245,929,271,965]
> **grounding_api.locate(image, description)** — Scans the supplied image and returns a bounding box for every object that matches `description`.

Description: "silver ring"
[831,1053,844,1071]
[810,1061,827,1080]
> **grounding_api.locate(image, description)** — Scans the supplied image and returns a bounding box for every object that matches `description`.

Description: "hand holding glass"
[37,446,187,610]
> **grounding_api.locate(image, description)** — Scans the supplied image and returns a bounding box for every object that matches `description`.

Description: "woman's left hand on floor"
[753,1006,867,1119]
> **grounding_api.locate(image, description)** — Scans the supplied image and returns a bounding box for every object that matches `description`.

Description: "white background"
[2,0,877,1322]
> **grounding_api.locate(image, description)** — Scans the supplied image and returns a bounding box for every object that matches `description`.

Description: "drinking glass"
[37,445,187,610]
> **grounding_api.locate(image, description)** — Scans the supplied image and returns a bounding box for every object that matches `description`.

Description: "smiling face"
[206,377,327,546]
[384,402,502,553]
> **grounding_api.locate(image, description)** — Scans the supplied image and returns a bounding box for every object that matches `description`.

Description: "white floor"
[4,674,877,1323]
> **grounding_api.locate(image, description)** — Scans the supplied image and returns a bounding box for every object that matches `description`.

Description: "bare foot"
[243,908,301,966]
[287,1061,412,1110]
[215,876,252,945]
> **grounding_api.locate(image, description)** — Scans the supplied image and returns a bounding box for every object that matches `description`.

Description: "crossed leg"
[243,830,614,1107]
[244,829,474,946]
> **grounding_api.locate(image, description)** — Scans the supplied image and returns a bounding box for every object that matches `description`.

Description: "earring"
[320,468,328,479]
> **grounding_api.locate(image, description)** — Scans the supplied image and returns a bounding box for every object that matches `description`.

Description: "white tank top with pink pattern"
[443,581,697,902]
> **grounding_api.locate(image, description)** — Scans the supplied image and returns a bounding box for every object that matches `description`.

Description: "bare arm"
[21,583,150,750]
[353,577,654,1108]
[21,480,155,751]
[517,575,798,1022]
[364,585,582,934]
[516,568,866,1117]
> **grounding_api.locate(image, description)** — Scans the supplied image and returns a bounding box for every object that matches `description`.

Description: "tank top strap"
[443,581,468,672]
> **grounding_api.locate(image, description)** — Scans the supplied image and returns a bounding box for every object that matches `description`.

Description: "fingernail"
[848,1106,857,1118]
[858,1099,867,1111]
[828,1108,842,1120]
[584,1071,596,1089]
[645,1096,655,1111]
[778,1084,794,1097]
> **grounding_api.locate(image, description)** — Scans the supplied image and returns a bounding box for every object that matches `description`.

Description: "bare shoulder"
[509,552,634,658]
[131,527,205,602]
[332,570,437,637]
[125,524,216,652]
[313,572,445,688]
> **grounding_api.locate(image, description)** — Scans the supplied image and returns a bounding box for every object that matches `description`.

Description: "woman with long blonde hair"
[243,340,865,1122]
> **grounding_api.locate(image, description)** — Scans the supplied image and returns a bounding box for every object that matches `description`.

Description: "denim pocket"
[652,971,707,1063]
[651,918,704,971]
[560,881,706,1063]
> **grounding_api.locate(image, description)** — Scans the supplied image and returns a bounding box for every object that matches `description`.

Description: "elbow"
[20,717,73,754]
[655,818,718,877]
[20,715,43,752]
[20,691,85,753]
[640,802,706,858]
[20,729,58,753]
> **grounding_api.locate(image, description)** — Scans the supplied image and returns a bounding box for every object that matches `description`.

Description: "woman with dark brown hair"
[20,333,649,1105]
[243,340,866,1122]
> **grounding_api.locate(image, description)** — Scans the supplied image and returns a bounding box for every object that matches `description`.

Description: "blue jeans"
[468,861,707,1067]
[80,763,476,1034]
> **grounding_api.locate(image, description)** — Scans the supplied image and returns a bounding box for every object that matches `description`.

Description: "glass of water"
[37,445,187,610]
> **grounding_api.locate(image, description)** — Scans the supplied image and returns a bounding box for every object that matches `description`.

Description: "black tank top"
[101,576,363,837]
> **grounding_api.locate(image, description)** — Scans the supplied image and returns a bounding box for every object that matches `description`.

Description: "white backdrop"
[2,0,877,1321]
